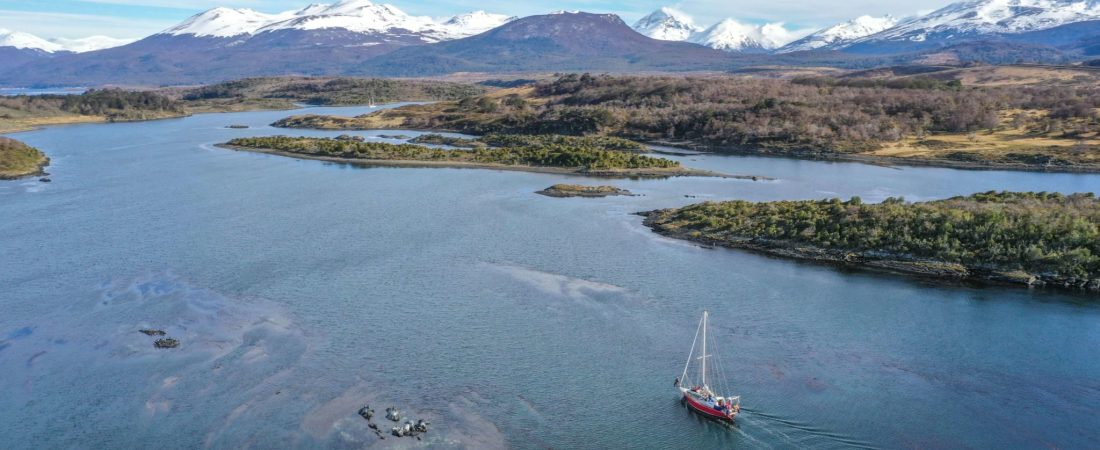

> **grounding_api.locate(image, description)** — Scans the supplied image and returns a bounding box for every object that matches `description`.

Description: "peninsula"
[221,135,725,178]
[0,137,49,180]
[641,191,1100,292]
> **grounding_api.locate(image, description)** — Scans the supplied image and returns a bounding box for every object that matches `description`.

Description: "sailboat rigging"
[677,310,740,421]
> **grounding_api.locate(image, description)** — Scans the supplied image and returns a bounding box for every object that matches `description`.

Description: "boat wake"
[737,407,879,449]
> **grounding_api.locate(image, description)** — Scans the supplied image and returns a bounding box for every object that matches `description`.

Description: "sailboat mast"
[701,310,707,389]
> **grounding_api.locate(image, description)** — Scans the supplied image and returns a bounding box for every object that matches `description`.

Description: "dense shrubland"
[645,191,1100,280]
[0,89,185,122]
[224,135,679,170]
[317,74,1100,159]
[178,77,484,105]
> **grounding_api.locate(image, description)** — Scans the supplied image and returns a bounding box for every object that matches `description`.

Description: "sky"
[0,0,951,39]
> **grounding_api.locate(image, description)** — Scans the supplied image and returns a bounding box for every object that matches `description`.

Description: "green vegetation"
[0,88,187,132]
[277,74,1100,171]
[479,134,644,152]
[224,136,680,172]
[0,137,48,179]
[1,77,487,132]
[174,77,485,107]
[408,134,486,148]
[536,184,633,198]
[643,192,1100,289]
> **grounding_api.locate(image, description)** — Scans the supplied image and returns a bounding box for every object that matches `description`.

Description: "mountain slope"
[845,0,1100,54]
[0,1,514,86]
[361,12,735,76]
[687,19,790,52]
[778,16,898,53]
[632,7,806,52]
[632,7,701,40]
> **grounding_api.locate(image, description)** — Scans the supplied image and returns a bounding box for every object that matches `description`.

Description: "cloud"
[0,9,170,39]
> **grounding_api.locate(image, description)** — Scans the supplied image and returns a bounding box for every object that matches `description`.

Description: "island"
[272,73,1100,173]
[0,137,49,180]
[536,184,634,198]
[219,135,728,178]
[640,191,1100,292]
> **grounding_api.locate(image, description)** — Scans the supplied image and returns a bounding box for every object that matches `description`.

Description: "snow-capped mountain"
[687,19,802,51]
[0,28,64,52]
[631,7,807,52]
[871,0,1100,42]
[50,36,137,53]
[838,0,1100,54]
[777,15,898,52]
[160,1,511,42]
[632,7,701,41]
[161,7,284,38]
[0,29,134,53]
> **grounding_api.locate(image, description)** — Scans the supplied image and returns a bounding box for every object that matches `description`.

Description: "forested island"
[275,73,1100,172]
[641,191,1100,291]
[220,135,725,178]
[0,137,48,179]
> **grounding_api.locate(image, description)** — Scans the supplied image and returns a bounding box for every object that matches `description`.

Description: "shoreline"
[0,155,50,180]
[638,210,1100,293]
[0,112,192,135]
[217,144,754,179]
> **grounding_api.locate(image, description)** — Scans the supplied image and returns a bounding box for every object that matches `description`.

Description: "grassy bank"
[641,192,1100,291]
[0,137,48,179]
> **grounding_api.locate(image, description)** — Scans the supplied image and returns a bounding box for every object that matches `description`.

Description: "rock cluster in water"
[357,404,430,441]
[536,184,634,198]
[154,338,179,349]
[138,329,179,348]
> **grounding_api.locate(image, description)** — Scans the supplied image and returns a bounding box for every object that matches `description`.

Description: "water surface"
[1,105,1098,449]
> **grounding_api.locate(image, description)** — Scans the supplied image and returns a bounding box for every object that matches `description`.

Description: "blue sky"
[0,0,948,39]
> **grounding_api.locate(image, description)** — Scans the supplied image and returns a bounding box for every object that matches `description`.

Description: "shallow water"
[1,105,1099,449]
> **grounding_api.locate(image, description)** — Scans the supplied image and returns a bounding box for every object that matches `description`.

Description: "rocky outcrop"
[537,184,633,198]
[154,338,179,348]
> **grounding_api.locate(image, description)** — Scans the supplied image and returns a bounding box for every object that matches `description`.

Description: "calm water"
[1,105,1098,449]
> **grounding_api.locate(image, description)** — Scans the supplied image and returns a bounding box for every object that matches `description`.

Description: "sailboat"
[368,96,377,108]
[677,310,740,421]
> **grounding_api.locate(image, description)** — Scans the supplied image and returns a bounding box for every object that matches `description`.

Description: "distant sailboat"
[677,310,740,421]
[368,96,377,108]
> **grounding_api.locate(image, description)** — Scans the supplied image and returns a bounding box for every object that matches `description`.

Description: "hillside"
[361,12,736,76]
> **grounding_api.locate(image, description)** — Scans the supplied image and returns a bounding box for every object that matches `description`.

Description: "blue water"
[0,87,86,96]
[1,105,1098,449]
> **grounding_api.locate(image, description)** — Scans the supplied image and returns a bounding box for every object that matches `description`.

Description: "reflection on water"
[1,105,1098,449]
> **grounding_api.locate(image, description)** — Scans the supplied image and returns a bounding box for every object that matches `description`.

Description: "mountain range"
[1,0,1099,86]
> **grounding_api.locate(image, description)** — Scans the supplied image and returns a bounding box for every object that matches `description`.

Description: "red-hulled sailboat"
[676,310,740,422]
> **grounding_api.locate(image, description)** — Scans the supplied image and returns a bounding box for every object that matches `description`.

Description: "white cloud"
[0,9,168,39]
